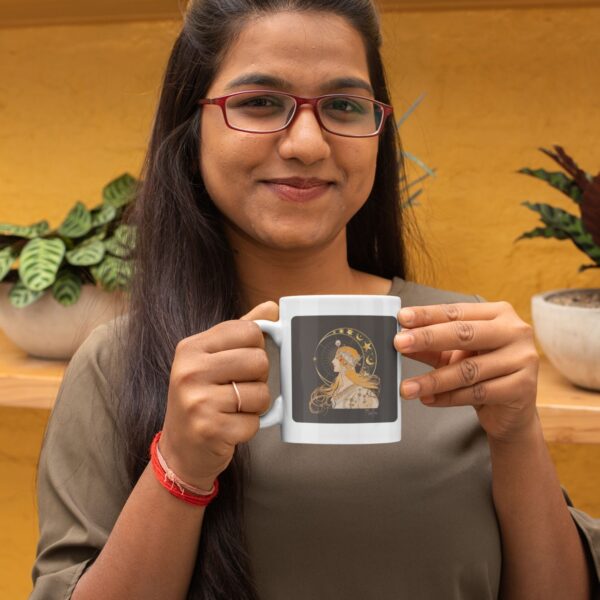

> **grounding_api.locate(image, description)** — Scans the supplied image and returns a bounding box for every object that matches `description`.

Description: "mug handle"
[254,319,284,428]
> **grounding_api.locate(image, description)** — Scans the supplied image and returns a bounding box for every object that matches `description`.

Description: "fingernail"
[395,332,414,350]
[400,308,415,324]
[402,381,420,399]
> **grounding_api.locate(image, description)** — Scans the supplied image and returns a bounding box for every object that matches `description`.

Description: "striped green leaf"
[522,201,600,265]
[90,203,117,227]
[18,238,66,291]
[103,173,137,208]
[0,220,50,239]
[8,280,44,308]
[58,201,92,238]
[516,226,569,241]
[86,227,108,243]
[104,224,136,257]
[114,224,136,245]
[518,168,583,204]
[52,270,82,306]
[0,247,16,281]
[91,256,132,292]
[66,239,106,266]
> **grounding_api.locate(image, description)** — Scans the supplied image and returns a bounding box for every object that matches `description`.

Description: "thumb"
[240,300,279,322]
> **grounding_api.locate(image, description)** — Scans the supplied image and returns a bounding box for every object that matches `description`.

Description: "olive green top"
[30,278,600,599]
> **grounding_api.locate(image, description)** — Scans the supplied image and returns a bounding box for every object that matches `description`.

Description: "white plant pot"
[0,282,126,360]
[531,289,600,391]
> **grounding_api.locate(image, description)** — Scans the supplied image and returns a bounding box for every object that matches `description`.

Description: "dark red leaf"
[581,171,600,247]
[539,145,589,191]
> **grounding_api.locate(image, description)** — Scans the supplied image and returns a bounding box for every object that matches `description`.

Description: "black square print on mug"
[291,314,398,424]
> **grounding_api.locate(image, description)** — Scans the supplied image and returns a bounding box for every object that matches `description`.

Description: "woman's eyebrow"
[321,77,374,95]
[224,73,289,91]
[224,73,374,95]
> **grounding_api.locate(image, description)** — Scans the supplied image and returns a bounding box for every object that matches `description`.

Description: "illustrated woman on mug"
[31,0,599,599]
[310,343,380,413]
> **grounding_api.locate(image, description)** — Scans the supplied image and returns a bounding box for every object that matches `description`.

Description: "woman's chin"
[257,229,332,251]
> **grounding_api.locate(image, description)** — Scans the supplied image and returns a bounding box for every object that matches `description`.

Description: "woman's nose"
[277,105,331,164]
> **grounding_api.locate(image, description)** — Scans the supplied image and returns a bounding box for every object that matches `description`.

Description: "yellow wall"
[381,7,600,306]
[1,6,600,599]
[1,8,599,318]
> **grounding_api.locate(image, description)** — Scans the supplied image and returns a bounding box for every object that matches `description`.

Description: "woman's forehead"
[209,11,371,94]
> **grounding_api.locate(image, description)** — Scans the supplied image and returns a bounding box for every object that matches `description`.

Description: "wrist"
[158,430,217,492]
[150,432,219,506]
[487,411,544,453]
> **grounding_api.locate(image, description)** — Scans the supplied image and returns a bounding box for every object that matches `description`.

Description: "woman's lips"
[263,181,332,202]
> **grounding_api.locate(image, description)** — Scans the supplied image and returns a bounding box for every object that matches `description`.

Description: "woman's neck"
[227,225,390,312]
[337,372,354,391]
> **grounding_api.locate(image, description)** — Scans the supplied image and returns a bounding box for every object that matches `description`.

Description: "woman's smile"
[261,178,334,203]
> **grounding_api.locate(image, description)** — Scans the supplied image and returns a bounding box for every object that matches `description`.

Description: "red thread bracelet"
[150,432,219,506]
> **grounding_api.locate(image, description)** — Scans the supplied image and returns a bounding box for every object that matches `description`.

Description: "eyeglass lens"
[224,91,383,136]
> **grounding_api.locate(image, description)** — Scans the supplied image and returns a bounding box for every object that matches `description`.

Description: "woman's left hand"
[395,301,540,443]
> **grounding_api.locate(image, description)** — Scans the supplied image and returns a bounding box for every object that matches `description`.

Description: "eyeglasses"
[198,90,393,138]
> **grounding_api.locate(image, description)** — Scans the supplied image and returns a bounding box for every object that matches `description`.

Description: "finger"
[184,319,266,354]
[194,347,270,384]
[212,381,271,415]
[241,300,279,322]
[398,301,511,328]
[394,319,514,354]
[399,349,456,369]
[418,369,536,408]
[400,347,524,400]
[220,412,262,445]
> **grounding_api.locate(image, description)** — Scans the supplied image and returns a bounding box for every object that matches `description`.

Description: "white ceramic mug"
[254,294,401,444]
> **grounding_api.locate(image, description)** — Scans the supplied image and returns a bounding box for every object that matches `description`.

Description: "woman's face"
[332,355,342,373]
[199,11,379,251]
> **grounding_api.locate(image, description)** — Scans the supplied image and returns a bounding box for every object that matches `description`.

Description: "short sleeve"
[562,489,600,598]
[30,321,130,599]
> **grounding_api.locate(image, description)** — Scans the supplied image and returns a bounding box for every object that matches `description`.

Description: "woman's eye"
[232,95,284,109]
[323,98,363,113]
[245,97,277,107]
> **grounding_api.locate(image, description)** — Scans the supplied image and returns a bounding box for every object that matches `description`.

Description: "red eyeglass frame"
[198,90,394,138]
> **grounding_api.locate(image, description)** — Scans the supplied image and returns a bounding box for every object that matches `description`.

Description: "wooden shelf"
[0,330,65,410]
[1,329,599,443]
[536,359,600,444]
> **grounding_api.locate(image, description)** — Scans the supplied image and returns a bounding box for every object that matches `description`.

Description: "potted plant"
[517,145,600,390]
[0,173,137,359]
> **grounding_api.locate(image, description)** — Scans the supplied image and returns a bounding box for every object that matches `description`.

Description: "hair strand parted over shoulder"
[117,0,413,597]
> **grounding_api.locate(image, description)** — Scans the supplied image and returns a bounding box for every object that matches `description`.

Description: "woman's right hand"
[158,301,279,490]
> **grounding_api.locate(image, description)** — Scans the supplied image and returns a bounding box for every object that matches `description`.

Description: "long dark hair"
[117,1,414,597]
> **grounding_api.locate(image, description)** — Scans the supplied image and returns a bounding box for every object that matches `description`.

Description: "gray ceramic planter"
[0,282,125,359]
[531,289,600,391]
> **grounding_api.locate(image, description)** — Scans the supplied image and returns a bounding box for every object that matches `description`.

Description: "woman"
[310,345,380,413]
[31,0,599,599]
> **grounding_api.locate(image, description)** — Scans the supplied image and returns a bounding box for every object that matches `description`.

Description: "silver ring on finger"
[231,381,242,412]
